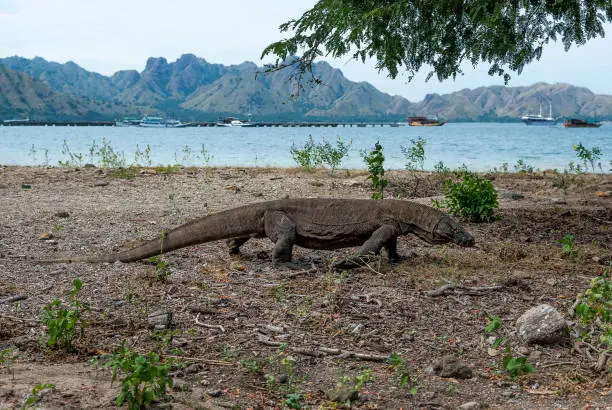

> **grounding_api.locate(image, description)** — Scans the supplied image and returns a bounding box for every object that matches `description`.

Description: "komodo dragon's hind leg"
[334,224,401,269]
[227,236,250,254]
[264,211,297,265]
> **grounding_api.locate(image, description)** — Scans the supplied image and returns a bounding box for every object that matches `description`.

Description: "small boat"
[139,116,190,128]
[563,118,602,128]
[115,117,142,127]
[521,102,558,126]
[2,117,30,125]
[407,116,447,126]
[216,117,257,127]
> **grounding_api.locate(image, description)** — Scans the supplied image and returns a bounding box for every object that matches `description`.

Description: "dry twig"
[194,313,225,332]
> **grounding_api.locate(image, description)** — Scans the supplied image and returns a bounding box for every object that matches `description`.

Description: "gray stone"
[459,402,481,410]
[433,355,473,379]
[516,304,569,345]
[147,309,172,329]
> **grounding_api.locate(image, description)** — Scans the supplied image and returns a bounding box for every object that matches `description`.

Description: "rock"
[516,304,569,345]
[184,363,202,374]
[433,355,473,379]
[550,198,567,205]
[595,191,610,197]
[327,387,359,403]
[54,211,70,218]
[38,232,54,240]
[147,309,172,329]
[528,350,542,363]
[206,389,223,398]
[172,380,191,392]
[21,184,32,189]
[459,402,481,410]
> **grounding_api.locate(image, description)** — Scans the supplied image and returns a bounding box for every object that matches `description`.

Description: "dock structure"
[1,120,405,128]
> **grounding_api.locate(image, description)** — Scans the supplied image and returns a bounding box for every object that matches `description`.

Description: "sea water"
[0,123,610,172]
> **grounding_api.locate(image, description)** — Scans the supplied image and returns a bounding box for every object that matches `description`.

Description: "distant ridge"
[1,54,611,121]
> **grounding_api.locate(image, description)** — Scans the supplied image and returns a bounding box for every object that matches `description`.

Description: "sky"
[1,0,612,102]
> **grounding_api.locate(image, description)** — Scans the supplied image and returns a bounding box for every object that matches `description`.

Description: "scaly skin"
[37,198,474,266]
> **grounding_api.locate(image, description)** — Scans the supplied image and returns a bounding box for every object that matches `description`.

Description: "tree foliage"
[262,0,612,84]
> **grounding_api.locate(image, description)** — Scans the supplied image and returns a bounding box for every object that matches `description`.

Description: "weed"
[0,347,17,379]
[284,392,304,409]
[400,137,426,171]
[97,340,173,410]
[155,164,181,174]
[200,144,213,168]
[58,139,84,167]
[148,256,172,283]
[433,172,498,222]
[434,161,451,174]
[317,137,351,174]
[290,135,322,171]
[92,137,127,168]
[240,359,262,374]
[335,368,372,406]
[551,169,576,195]
[502,355,535,379]
[574,266,611,351]
[361,141,388,199]
[388,353,418,394]
[559,234,580,261]
[21,383,55,409]
[41,278,88,350]
[573,143,603,172]
[514,159,534,173]
[492,162,509,173]
[134,144,152,167]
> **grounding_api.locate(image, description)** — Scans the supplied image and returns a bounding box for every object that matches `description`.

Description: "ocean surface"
[0,123,610,172]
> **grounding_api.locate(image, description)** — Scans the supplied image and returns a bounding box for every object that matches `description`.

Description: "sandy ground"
[0,165,611,409]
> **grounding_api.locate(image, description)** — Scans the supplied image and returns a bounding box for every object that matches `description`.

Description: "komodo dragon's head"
[405,213,475,247]
[430,215,475,246]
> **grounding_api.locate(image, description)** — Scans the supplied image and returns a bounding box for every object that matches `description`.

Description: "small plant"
[334,368,372,406]
[21,383,55,409]
[200,143,213,168]
[551,169,576,195]
[434,161,451,173]
[0,347,17,379]
[400,137,426,171]
[574,266,611,351]
[483,312,505,348]
[41,278,88,350]
[502,356,535,379]
[573,143,602,172]
[240,359,262,374]
[514,159,534,173]
[317,137,351,174]
[284,392,304,409]
[290,135,322,171]
[58,139,84,167]
[98,340,173,410]
[433,172,498,222]
[362,141,388,199]
[148,256,172,283]
[134,144,152,167]
[559,234,580,260]
[388,353,418,394]
[492,162,509,173]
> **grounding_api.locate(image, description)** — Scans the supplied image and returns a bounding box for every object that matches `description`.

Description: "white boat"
[216,117,257,127]
[521,102,558,126]
[139,116,190,128]
[115,117,142,127]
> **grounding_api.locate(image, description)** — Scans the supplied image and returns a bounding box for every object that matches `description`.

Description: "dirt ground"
[0,165,610,409]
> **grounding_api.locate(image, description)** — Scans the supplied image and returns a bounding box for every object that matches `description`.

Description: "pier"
[1,120,404,128]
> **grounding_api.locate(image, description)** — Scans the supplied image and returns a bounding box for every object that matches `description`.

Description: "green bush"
[290,135,351,173]
[41,278,89,350]
[98,340,173,410]
[361,141,388,199]
[434,173,498,222]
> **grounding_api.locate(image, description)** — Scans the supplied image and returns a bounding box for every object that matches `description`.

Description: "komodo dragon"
[37,198,474,266]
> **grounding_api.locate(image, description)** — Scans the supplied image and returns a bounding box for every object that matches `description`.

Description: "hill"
[1,55,612,121]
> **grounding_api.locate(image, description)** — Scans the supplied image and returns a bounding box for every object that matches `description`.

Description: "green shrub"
[434,173,498,222]
[290,135,322,171]
[41,278,88,350]
[400,137,426,171]
[575,266,611,350]
[361,141,388,199]
[317,137,351,174]
[98,340,173,410]
[573,143,602,172]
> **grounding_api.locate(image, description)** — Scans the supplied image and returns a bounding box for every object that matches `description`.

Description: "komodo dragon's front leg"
[335,224,402,268]
[264,211,297,265]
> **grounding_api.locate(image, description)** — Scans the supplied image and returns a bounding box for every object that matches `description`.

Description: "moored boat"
[407,116,447,126]
[139,116,190,128]
[216,117,257,127]
[521,102,558,126]
[115,117,142,127]
[563,118,602,128]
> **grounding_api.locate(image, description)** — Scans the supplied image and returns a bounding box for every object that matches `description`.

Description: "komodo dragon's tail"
[36,205,266,264]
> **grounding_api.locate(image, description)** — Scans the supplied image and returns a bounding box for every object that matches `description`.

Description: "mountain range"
[1,54,611,122]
